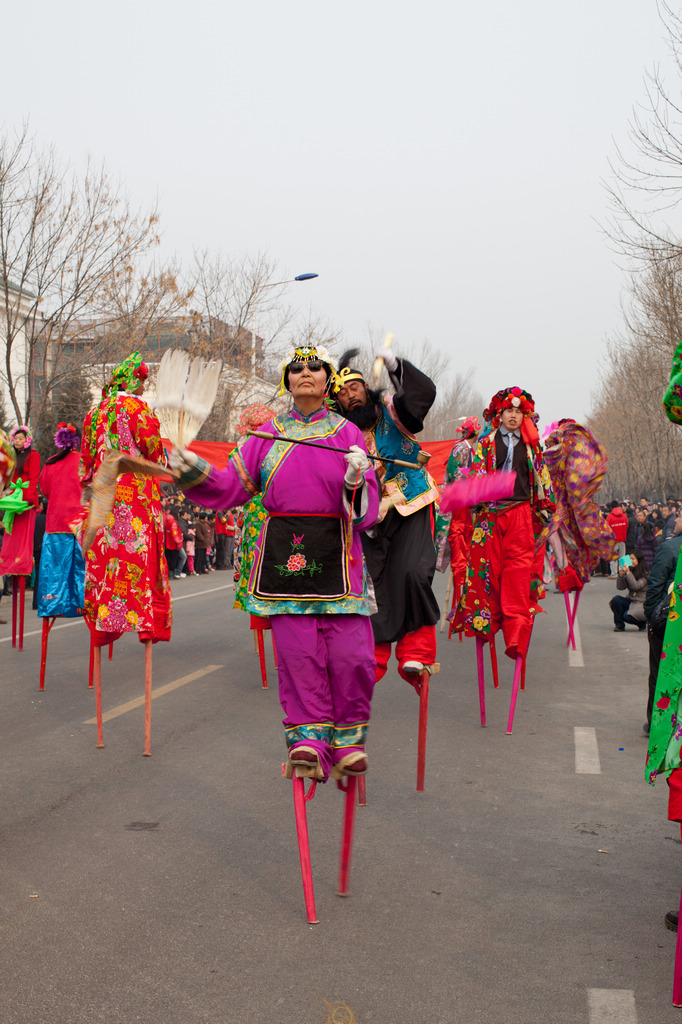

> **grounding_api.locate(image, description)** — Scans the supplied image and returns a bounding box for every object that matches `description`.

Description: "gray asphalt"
[0,571,677,1024]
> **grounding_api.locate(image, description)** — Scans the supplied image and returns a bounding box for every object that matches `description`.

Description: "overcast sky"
[1,0,675,429]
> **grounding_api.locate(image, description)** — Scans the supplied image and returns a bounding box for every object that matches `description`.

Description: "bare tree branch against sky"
[0,0,674,428]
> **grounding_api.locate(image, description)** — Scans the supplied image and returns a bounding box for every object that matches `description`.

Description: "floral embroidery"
[276,533,322,578]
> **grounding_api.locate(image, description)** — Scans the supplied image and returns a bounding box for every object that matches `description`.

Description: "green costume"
[646,340,682,784]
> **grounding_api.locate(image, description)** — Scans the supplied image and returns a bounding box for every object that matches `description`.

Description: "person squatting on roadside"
[333,345,440,685]
[609,551,648,632]
[170,344,380,783]
[453,387,555,660]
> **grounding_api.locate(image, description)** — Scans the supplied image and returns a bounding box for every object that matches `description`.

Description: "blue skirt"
[37,533,85,618]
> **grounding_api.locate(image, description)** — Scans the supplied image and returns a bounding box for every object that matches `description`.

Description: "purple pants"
[270,613,376,780]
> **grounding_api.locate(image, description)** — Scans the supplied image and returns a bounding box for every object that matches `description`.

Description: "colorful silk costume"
[0,426,40,577]
[79,354,171,646]
[37,425,86,618]
[177,403,380,781]
[435,418,481,587]
[647,340,682,786]
[453,388,555,659]
[543,419,616,587]
[335,357,441,682]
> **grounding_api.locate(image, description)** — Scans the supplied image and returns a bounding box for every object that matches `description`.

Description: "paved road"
[0,572,677,1023]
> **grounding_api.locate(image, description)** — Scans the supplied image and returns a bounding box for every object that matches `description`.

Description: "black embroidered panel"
[253,514,350,600]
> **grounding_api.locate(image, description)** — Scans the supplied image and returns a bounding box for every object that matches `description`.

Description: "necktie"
[500,428,520,474]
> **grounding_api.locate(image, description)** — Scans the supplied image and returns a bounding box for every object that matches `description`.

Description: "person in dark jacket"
[643,513,682,733]
[636,520,660,570]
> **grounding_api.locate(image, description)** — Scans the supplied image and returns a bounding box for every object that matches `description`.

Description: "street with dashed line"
[0,572,678,1023]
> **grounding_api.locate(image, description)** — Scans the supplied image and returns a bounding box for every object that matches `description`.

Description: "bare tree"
[605,2,682,265]
[0,123,164,426]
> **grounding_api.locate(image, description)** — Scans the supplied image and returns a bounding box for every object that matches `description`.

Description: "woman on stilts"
[78,352,172,751]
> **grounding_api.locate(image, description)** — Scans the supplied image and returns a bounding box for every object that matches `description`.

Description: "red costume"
[0,426,40,577]
[79,353,172,647]
[453,388,555,659]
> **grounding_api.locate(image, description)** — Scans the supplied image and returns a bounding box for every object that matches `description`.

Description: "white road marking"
[0,584,233,644]
[587,988,637,1023]
[575,726,601,774]
[83,664,223,724]
[568,615,584,668]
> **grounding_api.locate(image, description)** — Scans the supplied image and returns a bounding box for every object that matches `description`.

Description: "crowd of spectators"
[159,490,236,579]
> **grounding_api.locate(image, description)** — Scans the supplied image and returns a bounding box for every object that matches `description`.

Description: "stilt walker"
[0,426,40,650]
[170,344,380,922]
[333,344,441,788]
[232,403,279,690]
[36,423,87,689]
[542,419,617,650]
[643,340,682,1003]
[77,352,175,754]
[451,387,555,732]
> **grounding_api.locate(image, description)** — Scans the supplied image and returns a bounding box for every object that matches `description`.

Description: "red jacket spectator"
[163,512,183,550]
[606,506,628,543]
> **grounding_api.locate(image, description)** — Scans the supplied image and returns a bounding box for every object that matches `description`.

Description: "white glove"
[375,346,398,372]
[169,446,198,475]
[344,444,371,488]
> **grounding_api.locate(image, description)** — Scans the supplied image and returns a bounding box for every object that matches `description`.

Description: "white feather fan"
[153,349,223,448]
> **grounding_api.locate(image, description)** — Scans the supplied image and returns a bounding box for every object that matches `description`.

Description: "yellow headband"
[332,365,366,395]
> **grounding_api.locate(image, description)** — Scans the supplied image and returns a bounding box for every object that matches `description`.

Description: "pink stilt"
[673,886,682,1006]
[357,776,367,806]
[564,591,576,649]
[93,645,104,748]
[272,633,278,669]
[291,775,319,924]
[476,636,487,727]
[39,617,58,690]
[571,590,581,635]
[143,640,152,756]
[256,628,268,689]
[489,633,499,688]
[416,672,430,792]
[18,576,25,650]
[11,577,18,648]
[337,775,358,895]
[506,654,524,734]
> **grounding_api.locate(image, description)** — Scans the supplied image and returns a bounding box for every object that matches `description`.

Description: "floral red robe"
[79,392,172,644]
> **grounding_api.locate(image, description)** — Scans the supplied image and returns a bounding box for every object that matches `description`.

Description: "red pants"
[488,503,534,659]
[448,509,473,590]
[375,624,437,683]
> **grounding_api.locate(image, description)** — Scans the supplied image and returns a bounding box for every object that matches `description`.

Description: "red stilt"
[416,671,430,792]
[256,628,268,689]
[673,886,682,1006]
[39,617,58,690]
[93,645,104,748]
[489,632,499,688]
[337,775,358,895]
[564,591,576,649]
[357,776,367,806]
[506,654,524,734]
[11,577,17,648]
[448,581,462,641]
[108,643,114,661]
[88,630,95,688]
[291,775,319,924]
[476,637,486,727]
[143,639,152,756]
[18,576,25,651]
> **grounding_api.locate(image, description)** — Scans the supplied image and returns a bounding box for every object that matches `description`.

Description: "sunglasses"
[288,360,324,374]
